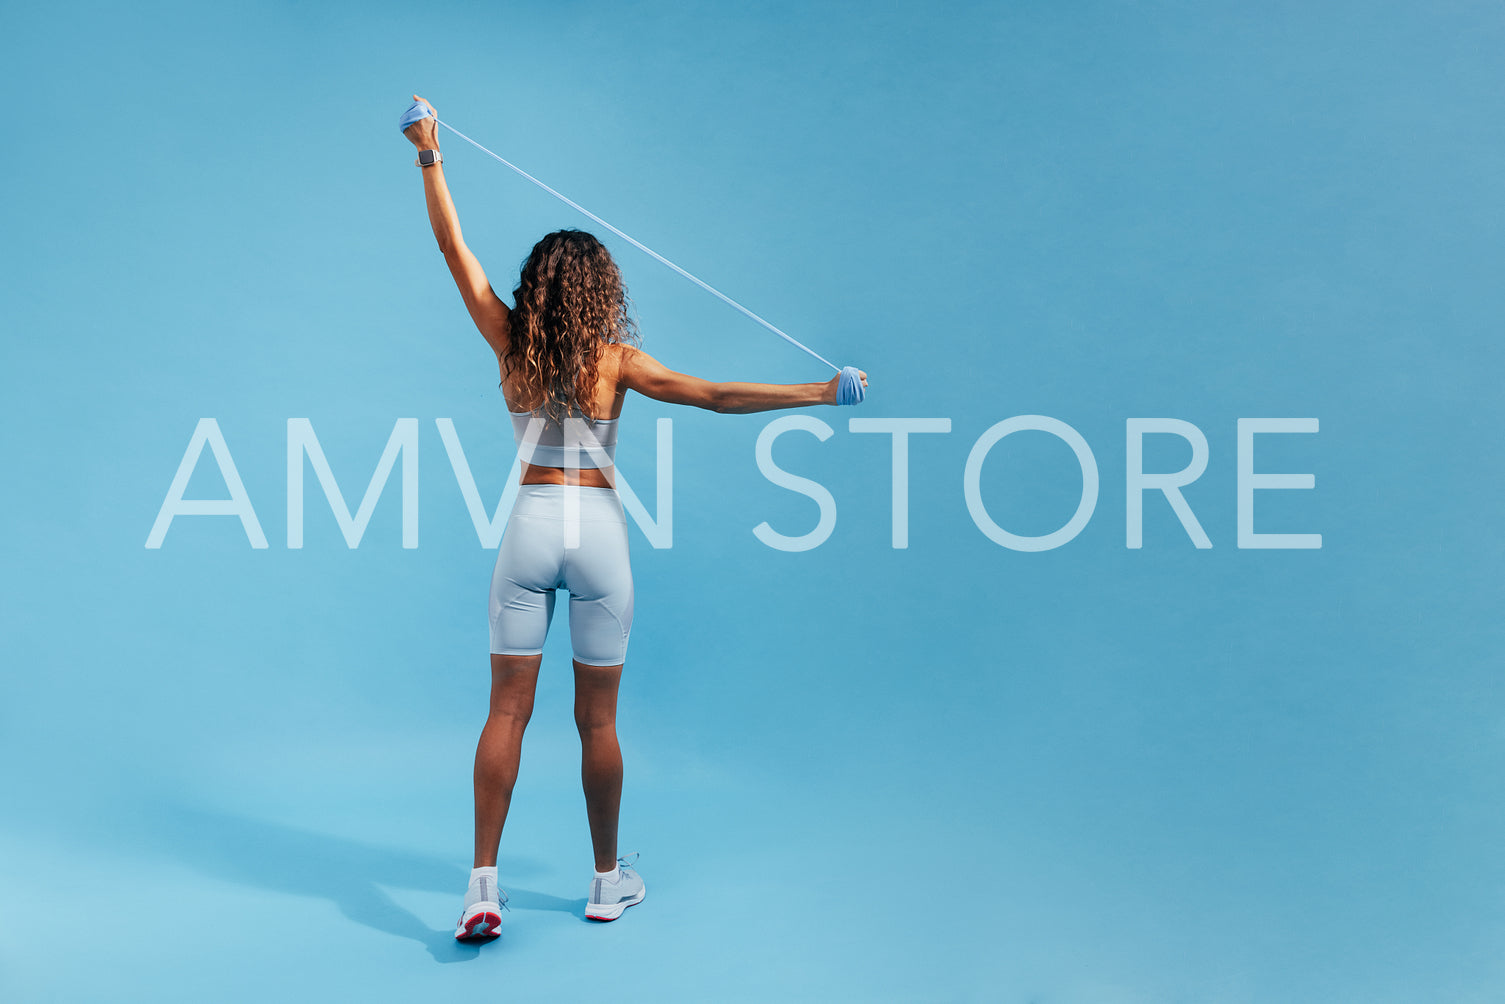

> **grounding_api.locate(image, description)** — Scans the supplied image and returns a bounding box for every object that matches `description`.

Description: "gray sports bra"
[509,408,619,469]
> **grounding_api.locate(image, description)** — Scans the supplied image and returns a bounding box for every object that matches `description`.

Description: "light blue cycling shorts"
[488,484,634,667]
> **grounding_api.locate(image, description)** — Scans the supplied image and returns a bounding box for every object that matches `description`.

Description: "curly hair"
[504,229,639,422]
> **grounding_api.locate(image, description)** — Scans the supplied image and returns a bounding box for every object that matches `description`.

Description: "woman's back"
[501,343,630,423]
[502,343,632,486]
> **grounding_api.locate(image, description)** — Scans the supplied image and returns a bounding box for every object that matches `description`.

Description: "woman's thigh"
[489,513,564,656]
[564,518,633,667]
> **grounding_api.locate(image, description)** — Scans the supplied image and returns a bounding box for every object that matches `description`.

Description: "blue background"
[3,1,1502,1000]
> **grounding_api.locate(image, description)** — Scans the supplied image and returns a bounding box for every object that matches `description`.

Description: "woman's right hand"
[403,94,440,149]
[824,368,867,404]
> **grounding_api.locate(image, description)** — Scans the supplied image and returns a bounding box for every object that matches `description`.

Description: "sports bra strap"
[509,409,619,469]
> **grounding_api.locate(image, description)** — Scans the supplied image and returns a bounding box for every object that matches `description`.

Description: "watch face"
[420,150,437,165]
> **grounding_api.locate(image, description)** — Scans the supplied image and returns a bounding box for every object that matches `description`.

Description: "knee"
[487,700,535,729]
[574,704,616,737]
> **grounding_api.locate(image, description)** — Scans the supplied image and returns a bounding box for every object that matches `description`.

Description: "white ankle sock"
[594,865,621,883]
[466,866,500,907]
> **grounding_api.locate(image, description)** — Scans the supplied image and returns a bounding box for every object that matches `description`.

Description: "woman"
[402,95,866,941]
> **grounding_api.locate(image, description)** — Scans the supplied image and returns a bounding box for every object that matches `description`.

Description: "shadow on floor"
[145,799,586,963]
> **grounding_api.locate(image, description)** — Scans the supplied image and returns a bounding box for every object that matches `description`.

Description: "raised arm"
[618,346,867,414]
[403,95,510,358]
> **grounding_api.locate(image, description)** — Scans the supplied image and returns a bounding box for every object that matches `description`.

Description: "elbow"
[707,385,736,414]
[436,228,466,261]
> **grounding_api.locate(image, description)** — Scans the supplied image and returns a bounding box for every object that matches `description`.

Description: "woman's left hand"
[403,94,440,149]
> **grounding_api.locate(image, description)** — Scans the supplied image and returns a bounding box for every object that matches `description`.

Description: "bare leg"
[473,653,542,868]
[573,659,624,873]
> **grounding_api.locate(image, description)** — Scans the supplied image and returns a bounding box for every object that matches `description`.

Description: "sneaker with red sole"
[454,874,508,941]
[585,854,645,922]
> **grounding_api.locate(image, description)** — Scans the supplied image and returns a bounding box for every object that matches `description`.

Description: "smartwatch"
[415,149,442,168]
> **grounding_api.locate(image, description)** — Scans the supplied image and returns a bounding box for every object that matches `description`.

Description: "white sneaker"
[454,873,508,941]
[585,855,646,921]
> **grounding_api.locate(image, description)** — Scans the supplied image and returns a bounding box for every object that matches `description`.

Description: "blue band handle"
[399,100,434,132]
[836,366,865,406]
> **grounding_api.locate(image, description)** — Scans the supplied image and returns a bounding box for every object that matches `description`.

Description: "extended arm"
[619,347,866,413]
[404,96,510,357]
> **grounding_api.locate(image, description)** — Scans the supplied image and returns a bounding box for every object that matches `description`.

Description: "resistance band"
[400,99,865,405]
